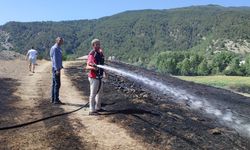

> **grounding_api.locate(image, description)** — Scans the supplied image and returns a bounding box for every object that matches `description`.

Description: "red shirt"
[87,49,104,78]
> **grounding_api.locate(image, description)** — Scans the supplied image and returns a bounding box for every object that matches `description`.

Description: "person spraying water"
[85,39,107,115]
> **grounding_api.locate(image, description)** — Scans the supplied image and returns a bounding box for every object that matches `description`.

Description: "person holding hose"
[86,39,106,115]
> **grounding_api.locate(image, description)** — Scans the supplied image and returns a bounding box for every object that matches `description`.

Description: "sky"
[0,0,249,25]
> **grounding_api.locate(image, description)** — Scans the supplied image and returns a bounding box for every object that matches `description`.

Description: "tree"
[224,57,244,75]
[179,58,191,75]
[211,52,235,74]
[189,54,203,75]
[197,59,210,75]
[242,55,250,76]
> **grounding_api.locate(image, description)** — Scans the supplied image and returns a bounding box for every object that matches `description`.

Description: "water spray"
[97,64,250,138]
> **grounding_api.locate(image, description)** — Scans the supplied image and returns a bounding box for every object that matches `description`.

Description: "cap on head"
[91,39,100,46]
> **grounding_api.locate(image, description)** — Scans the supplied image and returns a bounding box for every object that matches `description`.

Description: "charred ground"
[0,59,250,149]
[65,61,250,150]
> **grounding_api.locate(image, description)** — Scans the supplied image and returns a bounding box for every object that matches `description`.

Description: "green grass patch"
[176,75,250,94]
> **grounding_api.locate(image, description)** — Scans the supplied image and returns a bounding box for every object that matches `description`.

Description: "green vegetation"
[0,5,250,76]
[150,51,250,76]
[176,75,250,94]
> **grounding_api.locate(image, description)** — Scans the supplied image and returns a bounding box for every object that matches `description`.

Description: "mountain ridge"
[0,5,250,75]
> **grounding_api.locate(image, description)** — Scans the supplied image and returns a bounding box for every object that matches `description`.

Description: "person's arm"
[53,49,61,74]
[50,48,54,60]
[86,54,97,70]
[26,51,29,60]
[51,47,60,75]
[52,49,61,75]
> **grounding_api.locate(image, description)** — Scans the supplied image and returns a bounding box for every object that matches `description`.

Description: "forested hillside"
[1,5,250,75]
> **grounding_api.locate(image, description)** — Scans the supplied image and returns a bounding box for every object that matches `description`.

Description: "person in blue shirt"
[50,37,64,104]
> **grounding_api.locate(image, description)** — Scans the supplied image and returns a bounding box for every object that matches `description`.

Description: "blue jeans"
[51,68,61,102]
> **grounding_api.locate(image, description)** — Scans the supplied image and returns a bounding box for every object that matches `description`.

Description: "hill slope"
[0,5,250,63]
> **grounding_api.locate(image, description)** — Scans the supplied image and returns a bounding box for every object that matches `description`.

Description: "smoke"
[98,65,250,138]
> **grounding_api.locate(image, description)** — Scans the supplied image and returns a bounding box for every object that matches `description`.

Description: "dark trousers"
[51,68,61,102]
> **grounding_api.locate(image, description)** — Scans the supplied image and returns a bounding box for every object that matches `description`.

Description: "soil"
[0,60,148,150]
[0,59,250,150]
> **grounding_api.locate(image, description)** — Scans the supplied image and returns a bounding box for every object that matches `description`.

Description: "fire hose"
[1,64,103,130]
[89,63,103,94]
[0,102,89,130]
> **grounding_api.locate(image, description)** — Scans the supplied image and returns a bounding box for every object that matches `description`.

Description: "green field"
[176,76,250,95]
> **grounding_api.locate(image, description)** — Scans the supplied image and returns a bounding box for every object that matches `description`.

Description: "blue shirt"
[50,44,63,71]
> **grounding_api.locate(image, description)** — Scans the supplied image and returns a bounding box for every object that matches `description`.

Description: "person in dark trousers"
[50,37,64,104]
[86,39,106,115]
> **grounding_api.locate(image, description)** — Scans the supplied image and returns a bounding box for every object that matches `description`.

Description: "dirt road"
[0,60,149,150]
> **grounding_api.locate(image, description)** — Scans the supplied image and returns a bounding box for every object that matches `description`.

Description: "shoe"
[53,100,63,104]
[89,111,99,116]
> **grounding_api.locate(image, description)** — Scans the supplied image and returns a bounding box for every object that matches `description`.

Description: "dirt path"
[59,61,147,149]
[15,60,51,107]
[0,60,148,149]
[0,60,52,149]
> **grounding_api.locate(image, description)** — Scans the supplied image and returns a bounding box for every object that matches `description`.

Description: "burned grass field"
[64,61,250,150]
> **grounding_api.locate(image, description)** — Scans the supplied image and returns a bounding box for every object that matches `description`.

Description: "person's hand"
[94,66,98,71]
[90,64,98,71]
[56,70,60,75]
[90,63,97,68]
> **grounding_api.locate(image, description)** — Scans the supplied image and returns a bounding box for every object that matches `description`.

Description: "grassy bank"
[176,75,250,95]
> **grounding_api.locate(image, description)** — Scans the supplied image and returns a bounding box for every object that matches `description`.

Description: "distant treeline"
[149,51,250,76]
